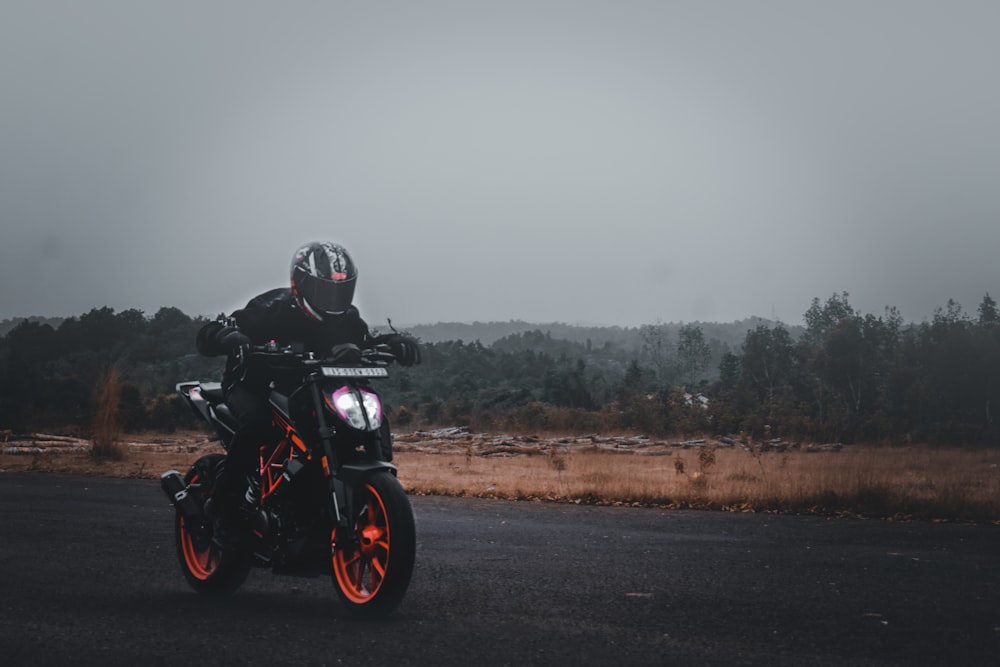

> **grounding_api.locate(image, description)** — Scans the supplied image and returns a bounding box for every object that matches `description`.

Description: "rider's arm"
[196,321,250,357]
[196,321,227,356]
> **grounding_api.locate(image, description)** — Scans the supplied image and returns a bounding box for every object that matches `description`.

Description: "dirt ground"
[0,431,222,478]
[0,427,708,479]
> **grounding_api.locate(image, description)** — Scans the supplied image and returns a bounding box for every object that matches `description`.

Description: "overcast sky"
[2,1,998,329]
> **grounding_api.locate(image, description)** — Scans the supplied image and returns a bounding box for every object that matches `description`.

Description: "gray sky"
[3,1,999,328]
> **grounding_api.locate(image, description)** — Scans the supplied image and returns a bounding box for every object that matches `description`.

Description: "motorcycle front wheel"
[332,471,416,617]
[174,453,250,595]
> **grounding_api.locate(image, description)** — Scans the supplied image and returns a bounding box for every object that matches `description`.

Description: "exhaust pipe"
[160,470,203,520]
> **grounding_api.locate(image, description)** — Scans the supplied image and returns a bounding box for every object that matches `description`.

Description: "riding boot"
[207,473,252,549]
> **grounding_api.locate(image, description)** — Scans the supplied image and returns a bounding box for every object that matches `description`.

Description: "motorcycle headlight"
[326,386,382,431]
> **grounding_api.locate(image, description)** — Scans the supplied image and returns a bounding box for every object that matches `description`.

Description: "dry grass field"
[3,428,998,523]
[392,430,1000,522]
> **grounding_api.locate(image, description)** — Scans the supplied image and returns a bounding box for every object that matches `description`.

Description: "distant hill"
[399,320,635,347]
[400,317,800,350]
[1,312,803,353]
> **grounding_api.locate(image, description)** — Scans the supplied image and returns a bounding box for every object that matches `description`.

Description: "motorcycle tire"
[332,471,416,617]
[174,453,250,595]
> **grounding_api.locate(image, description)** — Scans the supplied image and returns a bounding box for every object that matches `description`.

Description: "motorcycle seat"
[199,382,225,403]
[211,403,241,433]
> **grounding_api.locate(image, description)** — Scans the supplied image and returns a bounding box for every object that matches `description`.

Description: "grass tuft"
[90,365,126,461]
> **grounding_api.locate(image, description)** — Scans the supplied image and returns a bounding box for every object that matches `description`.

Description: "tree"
[0,321,59,428]
[803,292,855,346]
[977,293,999,327]
[543,358,596,410]
[739,324,796,425]
[639,323,674,384]
[615,359,666,432]
[149,306,193,334]
[677,324,711,387]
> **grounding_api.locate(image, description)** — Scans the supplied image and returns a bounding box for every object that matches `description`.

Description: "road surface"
[0,473,997,665]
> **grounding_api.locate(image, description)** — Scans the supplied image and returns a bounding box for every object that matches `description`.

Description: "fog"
[3,1,998,327]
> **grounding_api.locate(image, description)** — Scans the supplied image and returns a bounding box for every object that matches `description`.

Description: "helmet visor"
[297,273,356,316]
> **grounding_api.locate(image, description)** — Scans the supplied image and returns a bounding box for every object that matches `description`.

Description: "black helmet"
[290,241,358,320]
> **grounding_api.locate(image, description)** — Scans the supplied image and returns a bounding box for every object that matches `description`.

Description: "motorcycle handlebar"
[238,342,397,367]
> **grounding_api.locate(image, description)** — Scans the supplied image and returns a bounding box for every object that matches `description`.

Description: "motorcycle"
[160,341,415,617]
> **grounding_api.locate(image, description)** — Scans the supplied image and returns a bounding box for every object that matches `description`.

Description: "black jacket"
[197,287,375,390]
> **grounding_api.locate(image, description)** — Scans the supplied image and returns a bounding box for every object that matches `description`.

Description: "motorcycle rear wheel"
[332,471,416,617]
[174,454,250,595]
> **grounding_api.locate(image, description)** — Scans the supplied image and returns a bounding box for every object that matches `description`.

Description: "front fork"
[309,379,398,546]
[309,381,353,533]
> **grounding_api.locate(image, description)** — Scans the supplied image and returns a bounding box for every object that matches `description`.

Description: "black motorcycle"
[160,341,415,617]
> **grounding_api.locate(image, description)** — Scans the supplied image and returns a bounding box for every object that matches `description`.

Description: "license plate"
[321,367,389,378]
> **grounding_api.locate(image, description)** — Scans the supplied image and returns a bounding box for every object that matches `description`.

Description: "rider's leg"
[211,383,273,544]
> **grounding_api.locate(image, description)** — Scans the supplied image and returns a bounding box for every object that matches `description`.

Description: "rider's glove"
[197,321,248,357]
[378,334,421,367]
[216,326,251,351]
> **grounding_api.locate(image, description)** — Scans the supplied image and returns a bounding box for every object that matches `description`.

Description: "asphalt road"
[0,473,997,666]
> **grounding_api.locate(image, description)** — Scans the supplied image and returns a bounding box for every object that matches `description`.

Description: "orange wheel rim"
[179,470,219,581]
[332,484,390,604]
[180,515,220,580]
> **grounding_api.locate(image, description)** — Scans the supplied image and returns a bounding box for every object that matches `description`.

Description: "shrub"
[90,365,125,460]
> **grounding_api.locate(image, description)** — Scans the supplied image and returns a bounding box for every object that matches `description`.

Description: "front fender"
[330,461,399,531]
[335,461,398,485]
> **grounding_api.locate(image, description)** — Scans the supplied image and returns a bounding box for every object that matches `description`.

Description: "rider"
[195,241,420,545]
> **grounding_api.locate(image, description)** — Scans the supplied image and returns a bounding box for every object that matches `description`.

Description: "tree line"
[0,307,223,434]
[1,292,998,446]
